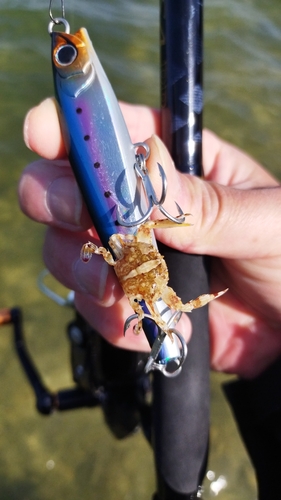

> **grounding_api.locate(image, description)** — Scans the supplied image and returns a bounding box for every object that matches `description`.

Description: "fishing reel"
[0,305,151,440]
[0,261,188,440]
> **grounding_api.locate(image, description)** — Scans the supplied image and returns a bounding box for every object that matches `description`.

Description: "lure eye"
[55,44,78,66]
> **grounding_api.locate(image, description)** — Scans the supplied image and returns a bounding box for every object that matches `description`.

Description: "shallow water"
[1,1,281,498]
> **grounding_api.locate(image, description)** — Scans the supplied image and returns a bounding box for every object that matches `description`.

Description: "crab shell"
[113,240,169,303]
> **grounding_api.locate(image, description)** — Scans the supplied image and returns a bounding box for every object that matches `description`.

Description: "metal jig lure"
[48,8,225,375]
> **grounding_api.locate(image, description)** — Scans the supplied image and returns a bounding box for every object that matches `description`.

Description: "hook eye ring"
[48,17,70,35]
[134,142,150,161]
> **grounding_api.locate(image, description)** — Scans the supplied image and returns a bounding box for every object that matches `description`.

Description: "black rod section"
[152,1,209,497]
[161,0,203,174]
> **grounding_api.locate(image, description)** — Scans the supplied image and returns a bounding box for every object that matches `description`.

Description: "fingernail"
[23,99,56,150]
[73,257,109,300]
[151,134,171,164]
[23,98,64,159]
[23,108,33,150]
[148,134,175,178]
[46,175,83,226]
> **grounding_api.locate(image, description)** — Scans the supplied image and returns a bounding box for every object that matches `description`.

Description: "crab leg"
[162,287,228,312]
[135,213,193,244]
[128,297,146,335]
[129,298,175,342]
[81,242,115,265]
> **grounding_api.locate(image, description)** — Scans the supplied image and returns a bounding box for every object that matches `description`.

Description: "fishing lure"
[48,8,226,375]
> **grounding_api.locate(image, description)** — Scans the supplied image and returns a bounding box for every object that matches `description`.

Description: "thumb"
[146,134,281,259]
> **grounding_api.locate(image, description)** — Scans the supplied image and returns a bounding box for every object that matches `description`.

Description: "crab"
[81,215,227,341]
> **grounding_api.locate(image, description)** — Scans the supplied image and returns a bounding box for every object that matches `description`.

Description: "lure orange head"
[51,28,95,96]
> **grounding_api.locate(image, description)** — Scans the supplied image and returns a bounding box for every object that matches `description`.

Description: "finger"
[119,101,160,143]
[203,129,278,187]
[209,288,281,378]
[74,291,151,351]
[21,100,160,230]
[43,227,123,305]
[24,98,66,160]
[146,134,281,259]
[43,225,150,350]
[18,159,92,231]
[23,98,160,160]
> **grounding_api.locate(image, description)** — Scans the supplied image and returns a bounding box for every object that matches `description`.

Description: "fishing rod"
[152,1,209,498]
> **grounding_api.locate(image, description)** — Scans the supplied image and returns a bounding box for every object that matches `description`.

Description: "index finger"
[23,98,161,160]
[24,98,66,160]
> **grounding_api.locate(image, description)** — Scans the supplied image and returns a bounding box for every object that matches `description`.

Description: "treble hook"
[144,329,188,377]
[117,151,185,227]
[124,312,187,376]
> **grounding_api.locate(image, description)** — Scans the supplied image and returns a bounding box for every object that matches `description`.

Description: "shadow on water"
[1,0,281,498]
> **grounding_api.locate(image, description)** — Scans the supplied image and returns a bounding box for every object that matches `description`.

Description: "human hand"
[19,98,281,378]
